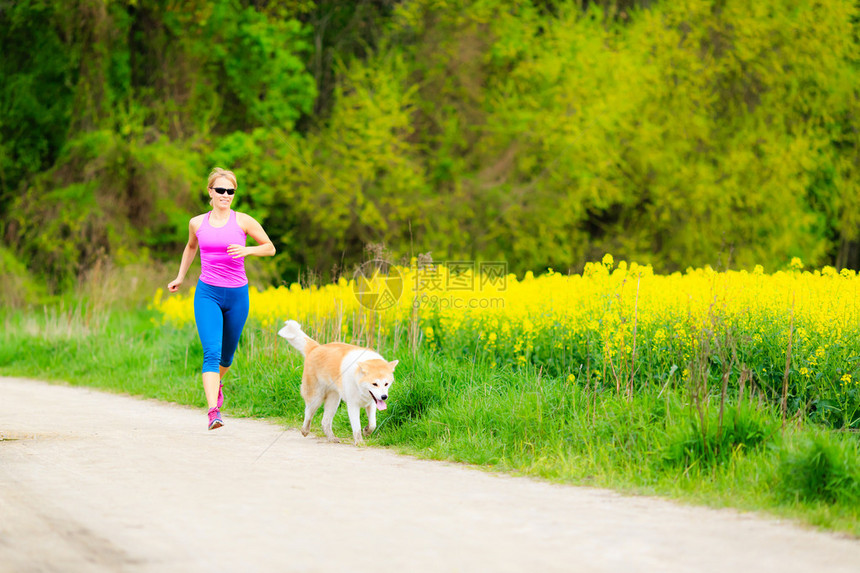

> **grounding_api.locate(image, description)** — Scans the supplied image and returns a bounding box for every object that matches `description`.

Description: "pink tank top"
[196,210,248,288]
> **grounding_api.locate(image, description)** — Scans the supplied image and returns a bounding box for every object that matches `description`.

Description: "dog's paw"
[301,429,310,437]
[328,436,341,444]
[362,425,375,437]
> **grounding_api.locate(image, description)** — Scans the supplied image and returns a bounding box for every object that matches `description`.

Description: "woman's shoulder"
[234,211,258,227]
[190,213,207,231]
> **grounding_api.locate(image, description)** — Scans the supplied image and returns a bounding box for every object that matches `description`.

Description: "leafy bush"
[377,360,443,429]
[777,431,860,505]
[661,402,779,470]
[0,247,44,307]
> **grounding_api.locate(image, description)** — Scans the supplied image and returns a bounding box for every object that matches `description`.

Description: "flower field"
[153,257,860,429]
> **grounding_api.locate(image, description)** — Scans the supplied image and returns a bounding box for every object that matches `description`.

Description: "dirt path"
[1,377,859,573]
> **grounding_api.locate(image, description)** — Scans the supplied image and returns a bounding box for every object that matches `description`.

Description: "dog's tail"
[277,320,319,357]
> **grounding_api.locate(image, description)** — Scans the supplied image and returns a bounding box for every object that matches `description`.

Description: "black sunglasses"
[210,187,235,195]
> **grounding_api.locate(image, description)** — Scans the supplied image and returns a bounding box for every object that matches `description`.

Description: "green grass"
[2,307,859,537]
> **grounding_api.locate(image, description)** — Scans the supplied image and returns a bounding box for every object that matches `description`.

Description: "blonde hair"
[207,168,238,206]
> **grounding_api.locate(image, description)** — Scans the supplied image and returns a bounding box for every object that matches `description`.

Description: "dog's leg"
[363,404,377,437]
[346,402,364,445]
[321,392,341,443]
[301,395,323,437]
[299,371,322,438]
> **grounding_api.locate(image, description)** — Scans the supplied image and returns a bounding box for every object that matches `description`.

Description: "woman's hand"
[227,244,250,259]
[167,278,182,292]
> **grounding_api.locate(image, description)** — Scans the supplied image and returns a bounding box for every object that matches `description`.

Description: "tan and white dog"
[278,320,398,445]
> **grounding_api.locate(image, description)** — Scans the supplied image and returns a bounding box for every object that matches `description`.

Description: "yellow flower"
[149,259,860,398]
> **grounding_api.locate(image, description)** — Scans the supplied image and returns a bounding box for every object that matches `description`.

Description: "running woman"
[168,168,276,430]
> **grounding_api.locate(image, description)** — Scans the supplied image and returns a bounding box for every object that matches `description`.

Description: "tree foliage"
[1,0,858,293]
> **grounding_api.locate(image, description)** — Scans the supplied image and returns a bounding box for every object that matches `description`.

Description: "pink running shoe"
[217,382,224,409]
[208,407,223,430]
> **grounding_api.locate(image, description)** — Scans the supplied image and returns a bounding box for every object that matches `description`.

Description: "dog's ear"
[388,359,399,371]
[357,362,368,375]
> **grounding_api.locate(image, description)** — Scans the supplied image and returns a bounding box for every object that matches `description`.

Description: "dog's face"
[357,359,398,411]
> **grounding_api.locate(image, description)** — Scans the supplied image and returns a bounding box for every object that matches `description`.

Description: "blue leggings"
[194,281,250,373]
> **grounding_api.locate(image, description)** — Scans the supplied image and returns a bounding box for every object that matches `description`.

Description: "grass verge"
[1,307,858,537]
